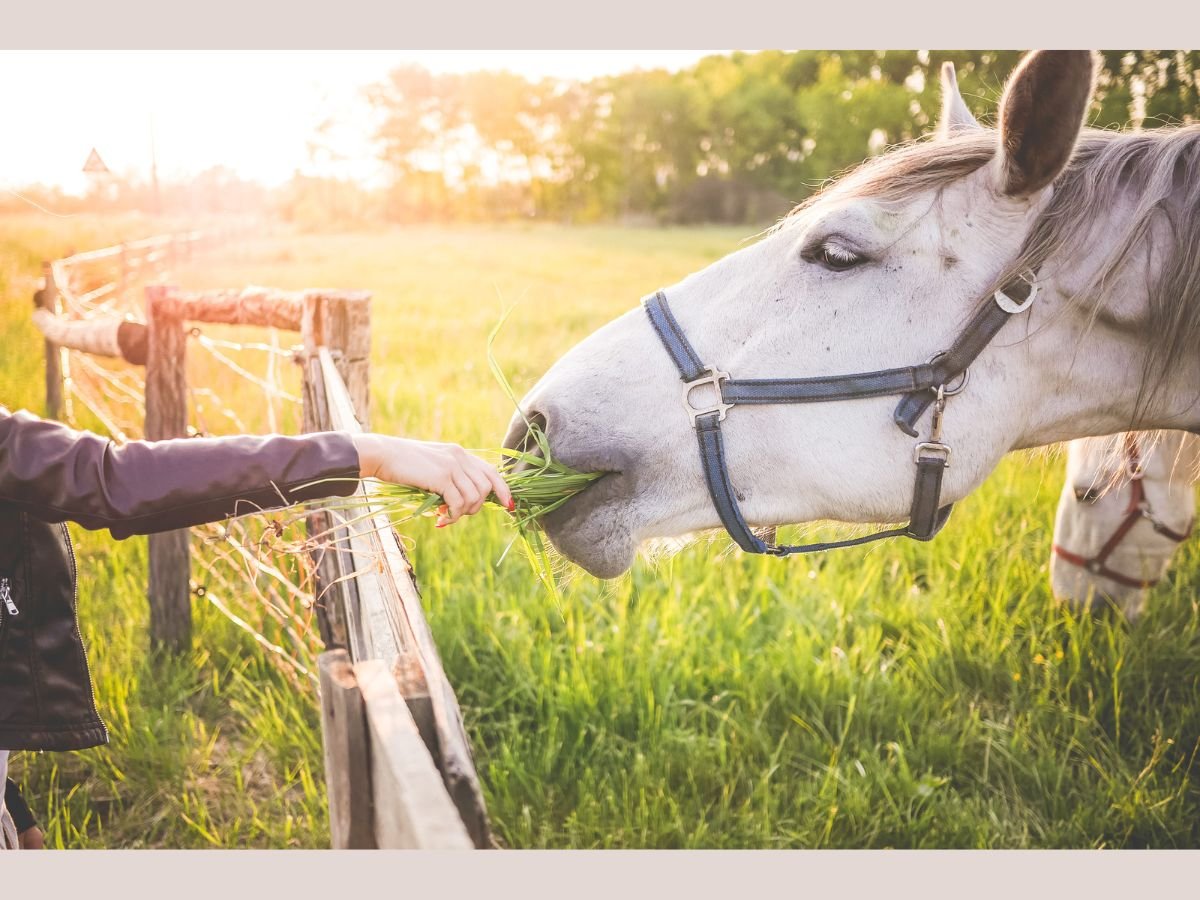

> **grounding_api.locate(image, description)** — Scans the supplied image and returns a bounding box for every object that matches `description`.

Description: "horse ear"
[993,50,1097,197]
[937,61,980,137]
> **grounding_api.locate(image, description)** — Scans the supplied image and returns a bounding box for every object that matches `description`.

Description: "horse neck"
[1029,181,1200,439]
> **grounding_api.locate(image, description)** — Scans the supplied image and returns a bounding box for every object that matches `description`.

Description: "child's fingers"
[430,448,514,527]
[479,461,513,509]
[464,466,495,515]
[458,469,489,516]
[446,471,483,521]
[438,481,465,526]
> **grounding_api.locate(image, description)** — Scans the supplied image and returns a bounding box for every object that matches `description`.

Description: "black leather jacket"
[0,408,360,752]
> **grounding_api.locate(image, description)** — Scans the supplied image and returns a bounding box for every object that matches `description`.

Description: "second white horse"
[1051,432,1197,619]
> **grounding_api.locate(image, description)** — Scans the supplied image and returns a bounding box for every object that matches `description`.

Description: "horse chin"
[1050,559,1157,622]
[538,473,639,578]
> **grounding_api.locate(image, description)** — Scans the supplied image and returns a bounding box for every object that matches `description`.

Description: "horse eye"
[1074,486,1102,504]
[811,242,864,272]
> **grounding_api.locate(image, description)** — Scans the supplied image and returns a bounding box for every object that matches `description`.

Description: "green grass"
[4,218,1200,848]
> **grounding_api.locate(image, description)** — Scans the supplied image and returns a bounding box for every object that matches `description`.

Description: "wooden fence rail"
[129,285,357,651]
[305,339,491,848]
[36,231,212,418]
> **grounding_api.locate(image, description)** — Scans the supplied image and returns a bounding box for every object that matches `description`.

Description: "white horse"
[506,50,1200,579]
[1051,432,1196,620]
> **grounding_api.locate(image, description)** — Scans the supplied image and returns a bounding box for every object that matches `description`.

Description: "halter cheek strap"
[643,273,1037,557]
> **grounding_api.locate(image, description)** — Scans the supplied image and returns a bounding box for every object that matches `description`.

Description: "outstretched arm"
[0,409,510,537]
[0,407,361,536]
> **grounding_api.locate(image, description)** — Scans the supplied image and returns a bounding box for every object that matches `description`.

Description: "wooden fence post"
[301,291,371,650]
[37,262,63,419]
[144,284,192,651]
[312,346,492,847]
[300,355,350,650]
[303,291,371,427]
[318,650,377,848]
[354,659,473,849]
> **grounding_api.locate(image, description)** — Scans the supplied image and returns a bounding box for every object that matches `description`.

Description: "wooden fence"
[32,236,489,848]
[35,232,214,421]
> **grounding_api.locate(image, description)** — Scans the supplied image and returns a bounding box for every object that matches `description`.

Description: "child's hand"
[352,435,513,526]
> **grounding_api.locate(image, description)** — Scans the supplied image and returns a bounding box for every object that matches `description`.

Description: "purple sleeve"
[0,408,361,537]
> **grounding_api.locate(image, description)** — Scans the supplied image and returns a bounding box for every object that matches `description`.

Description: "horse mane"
[785,124,1200,425]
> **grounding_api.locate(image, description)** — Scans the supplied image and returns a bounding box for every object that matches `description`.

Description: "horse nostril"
[1074,486,1101,504]
[501,411,549,466]
[522,412,549,457]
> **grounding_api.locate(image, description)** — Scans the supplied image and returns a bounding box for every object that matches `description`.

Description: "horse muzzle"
[501,403,643,578]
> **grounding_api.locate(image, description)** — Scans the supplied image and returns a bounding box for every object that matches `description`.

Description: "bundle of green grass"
[355,422,598,594]
[366,420,600,529]
[329,315,602,592]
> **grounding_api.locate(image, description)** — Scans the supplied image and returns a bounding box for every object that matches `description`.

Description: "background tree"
[361,50,1200,226]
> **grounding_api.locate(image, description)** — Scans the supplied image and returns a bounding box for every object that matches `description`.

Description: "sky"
[0,51,725,194]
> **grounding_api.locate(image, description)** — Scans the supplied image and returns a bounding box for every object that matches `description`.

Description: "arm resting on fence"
[0,408,361,537]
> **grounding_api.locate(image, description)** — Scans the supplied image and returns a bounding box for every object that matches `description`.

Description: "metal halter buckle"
[913,441,952,465]
[993,273,1039,314]
[913,384,952,466]
[682,366,733,424]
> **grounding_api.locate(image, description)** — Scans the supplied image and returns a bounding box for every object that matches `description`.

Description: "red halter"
[1052,436,1194,589]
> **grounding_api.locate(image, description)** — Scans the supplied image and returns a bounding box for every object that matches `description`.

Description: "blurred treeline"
[313,49,1200,226]
[9,51,1198,228]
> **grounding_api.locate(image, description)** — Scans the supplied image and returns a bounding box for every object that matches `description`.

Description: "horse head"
[506,50,1200,578]
[1052,432,1197,619]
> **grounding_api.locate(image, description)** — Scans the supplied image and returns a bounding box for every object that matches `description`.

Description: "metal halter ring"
[926,353,970,397]
[682,366,734,424]
[993,272,1039,314]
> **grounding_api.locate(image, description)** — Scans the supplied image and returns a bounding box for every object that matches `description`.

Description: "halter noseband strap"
[643,273,1038,557]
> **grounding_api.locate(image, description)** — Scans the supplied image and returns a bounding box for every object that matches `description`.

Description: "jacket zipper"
[0,576,16,617]
[0,575,16,641]
[64,526,108,742]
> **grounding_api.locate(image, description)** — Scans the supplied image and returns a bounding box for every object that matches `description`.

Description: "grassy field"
[4,216,1200,848]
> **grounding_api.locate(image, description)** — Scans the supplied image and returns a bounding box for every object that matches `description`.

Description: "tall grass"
[5,221,1200,848]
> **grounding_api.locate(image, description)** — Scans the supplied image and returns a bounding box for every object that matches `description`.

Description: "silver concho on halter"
[993,271,1039,314]
[682,366,733,424]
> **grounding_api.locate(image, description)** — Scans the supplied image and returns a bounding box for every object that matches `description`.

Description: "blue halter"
[642,274,1037,556]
